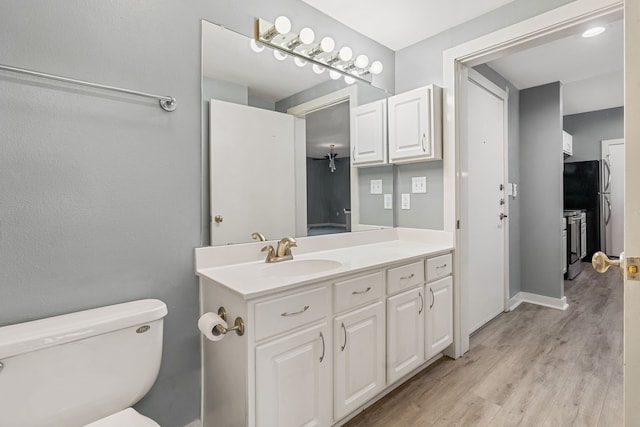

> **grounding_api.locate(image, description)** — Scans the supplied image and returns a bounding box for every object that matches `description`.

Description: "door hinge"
[456,220,461,229]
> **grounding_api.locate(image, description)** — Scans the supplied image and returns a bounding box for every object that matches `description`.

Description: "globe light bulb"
[273,50,287,61]
[329,70,341,80]
[344,75,355,85]
[355,54,369,69]
[274,16,291,35]
[249,39,264,53]
[369,60,384,75]
[338,46,353,62]
[320,37,335,53]
[299,27,315,45]
[294,57,307,67]
[312,64,325,74]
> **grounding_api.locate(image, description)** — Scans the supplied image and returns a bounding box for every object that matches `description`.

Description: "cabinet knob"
[214,215,223,223]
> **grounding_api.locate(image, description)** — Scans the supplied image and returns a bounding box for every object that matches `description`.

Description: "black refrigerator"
[563,160,601,260]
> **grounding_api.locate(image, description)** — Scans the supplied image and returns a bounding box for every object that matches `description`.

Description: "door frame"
[442,0,623,357]
[460,67,510,334]
[287,86,360,232]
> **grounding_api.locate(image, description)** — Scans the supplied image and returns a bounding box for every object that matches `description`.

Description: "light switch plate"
[401,193,410,209]
[370,179,382,194]
[384,193,393,209]
[412,176,427,193]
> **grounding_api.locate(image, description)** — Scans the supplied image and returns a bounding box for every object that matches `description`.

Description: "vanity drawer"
[334,271,384,313]
[254,285,330,342]
[386,261,425,294]
[426,254,452,282]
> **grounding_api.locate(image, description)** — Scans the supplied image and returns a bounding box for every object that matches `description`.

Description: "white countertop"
[196,237,452,299]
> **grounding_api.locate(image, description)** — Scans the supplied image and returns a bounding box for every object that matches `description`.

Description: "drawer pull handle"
[281,305,310,317]
[319,332,325,363]
[418,292,424,314]
[352,287,371,295]
[430,288,435,308]
[341,322,347,351]
[436,264,448,270]
[400,273,415,280]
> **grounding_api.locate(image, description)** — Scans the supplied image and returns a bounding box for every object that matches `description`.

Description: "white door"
[461,69,508,334]
[209,99,297,245]
[426,276,454,358]
[255,322,331,427]
[625,0,640,421]
[386,286,425,384]
[602,139,624,257]
[333,301,385,420]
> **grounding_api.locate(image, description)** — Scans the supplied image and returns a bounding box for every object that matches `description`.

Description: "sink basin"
[263,259,342,277]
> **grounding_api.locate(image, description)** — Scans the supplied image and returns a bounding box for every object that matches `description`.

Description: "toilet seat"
[84,408,160,427]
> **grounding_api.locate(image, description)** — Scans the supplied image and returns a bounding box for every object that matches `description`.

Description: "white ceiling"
[300,0,517,51]
[487,19,623,115]
[305,101,350,159]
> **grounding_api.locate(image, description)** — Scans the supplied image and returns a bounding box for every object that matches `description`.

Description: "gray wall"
[474,64,522,298]
[519,82,564,299]
[395,0,574,91]
[0,2,393,426]
[306,157,350,226]
[394,162,444,230]
[358,165,394,226]
[563,107,624,162]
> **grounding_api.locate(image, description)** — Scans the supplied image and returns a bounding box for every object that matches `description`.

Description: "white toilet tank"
[0,299,168,427]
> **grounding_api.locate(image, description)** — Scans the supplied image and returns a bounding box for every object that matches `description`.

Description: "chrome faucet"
[261,237,297,263]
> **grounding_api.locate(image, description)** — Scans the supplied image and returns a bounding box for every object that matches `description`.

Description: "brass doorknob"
[214,215,223,223]
[592,251,620,273]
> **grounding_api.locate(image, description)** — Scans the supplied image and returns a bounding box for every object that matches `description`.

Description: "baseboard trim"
[509,292,568,311]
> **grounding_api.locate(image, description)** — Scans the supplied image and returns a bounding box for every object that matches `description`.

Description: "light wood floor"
[346,264,623,426]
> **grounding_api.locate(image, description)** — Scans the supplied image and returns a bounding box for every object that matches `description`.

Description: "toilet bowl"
[0,299,168,427]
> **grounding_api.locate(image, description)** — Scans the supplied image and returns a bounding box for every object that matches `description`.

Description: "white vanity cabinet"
[332,271,385,420]
[255,321,332,427]
[388,85,442,163]
[253,285,332,427]
[196,239,454,427]
[351,99,388,166]
[385,260,426,384]
[425,254,453,359]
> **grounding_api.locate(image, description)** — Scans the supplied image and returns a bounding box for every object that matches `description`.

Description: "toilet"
[0,299,168,427]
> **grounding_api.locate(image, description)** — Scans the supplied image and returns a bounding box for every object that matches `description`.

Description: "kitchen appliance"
[564,209,583,279]
[563,161,601,260]
[601,139,624,257]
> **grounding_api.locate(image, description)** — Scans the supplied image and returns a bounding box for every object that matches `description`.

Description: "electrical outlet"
[370,179,382,194]
[401,193,410,209]
[384,194,393,209]
[412,176,427,193]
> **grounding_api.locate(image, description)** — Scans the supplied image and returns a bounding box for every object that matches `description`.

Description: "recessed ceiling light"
[582,26,606,38]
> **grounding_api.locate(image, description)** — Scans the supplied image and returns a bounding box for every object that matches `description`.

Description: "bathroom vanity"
[195,228,454,427]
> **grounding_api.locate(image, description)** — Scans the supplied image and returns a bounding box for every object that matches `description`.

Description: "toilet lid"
[84,408,160,427]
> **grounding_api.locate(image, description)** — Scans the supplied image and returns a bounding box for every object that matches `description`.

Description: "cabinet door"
[334,301,385,420]
[351,99,387,166]
[387,287,425,384]
[388,88,430,162]
[426,276,453,359]
[255,322,331,427]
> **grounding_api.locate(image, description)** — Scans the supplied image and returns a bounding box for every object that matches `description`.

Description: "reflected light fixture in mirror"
[254,16,384,84]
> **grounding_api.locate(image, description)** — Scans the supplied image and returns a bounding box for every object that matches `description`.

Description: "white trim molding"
[509,292,569,311]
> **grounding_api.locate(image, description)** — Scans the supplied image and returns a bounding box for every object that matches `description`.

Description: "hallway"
[346,264,623,426]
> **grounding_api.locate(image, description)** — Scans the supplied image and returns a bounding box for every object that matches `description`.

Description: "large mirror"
[202,20,443,246]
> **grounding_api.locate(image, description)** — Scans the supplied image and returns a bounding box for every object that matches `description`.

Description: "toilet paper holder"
[213,307,245,337]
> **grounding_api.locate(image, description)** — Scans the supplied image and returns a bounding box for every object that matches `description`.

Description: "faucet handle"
[277,237,297,257]
[261,245,276,262]
[252,232,267,242]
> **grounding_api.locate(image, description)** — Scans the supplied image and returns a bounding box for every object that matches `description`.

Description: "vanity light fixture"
[249,39,265,53]
[254,16,384,84]
[582,26,606,37]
